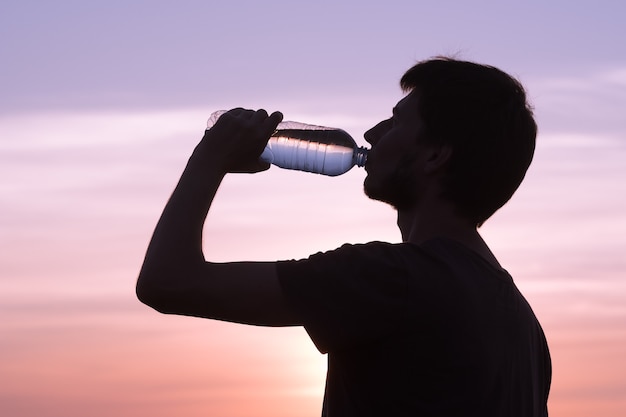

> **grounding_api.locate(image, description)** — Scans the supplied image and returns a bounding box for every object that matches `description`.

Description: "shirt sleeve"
[277,242,409,353]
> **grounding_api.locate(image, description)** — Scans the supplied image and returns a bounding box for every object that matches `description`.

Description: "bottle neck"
[354,147,368,167]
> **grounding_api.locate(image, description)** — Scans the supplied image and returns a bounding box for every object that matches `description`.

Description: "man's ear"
[423,144,452,174]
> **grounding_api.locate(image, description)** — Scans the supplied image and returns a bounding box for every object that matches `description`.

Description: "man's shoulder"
[332,238,498,269]
[278,237,510,285]
[299,240,431,264]
[278,240,456,281]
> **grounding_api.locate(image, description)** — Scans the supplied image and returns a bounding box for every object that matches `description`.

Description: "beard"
[364,158,420,211]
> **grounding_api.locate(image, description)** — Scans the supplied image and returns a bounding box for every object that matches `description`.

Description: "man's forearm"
[136,142,225,305]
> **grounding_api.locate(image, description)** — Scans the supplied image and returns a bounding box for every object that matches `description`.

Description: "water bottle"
[207,111,368,176]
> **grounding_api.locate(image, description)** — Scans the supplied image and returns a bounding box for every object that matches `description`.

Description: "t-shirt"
[277,238,551,417]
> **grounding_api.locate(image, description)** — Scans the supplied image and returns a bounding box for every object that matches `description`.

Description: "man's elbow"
[135,271,173,314]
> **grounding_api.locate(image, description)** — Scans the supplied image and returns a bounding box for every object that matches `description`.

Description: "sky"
[1,1,626,416]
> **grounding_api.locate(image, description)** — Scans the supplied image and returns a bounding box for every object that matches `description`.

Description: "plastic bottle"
[207,111,368,176]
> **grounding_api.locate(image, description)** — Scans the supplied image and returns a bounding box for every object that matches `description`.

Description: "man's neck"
[397,208,474,244]
[396,206,502,269]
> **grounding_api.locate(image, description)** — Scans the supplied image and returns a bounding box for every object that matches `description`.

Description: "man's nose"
[364,127,376,145]
[364,119,391,145]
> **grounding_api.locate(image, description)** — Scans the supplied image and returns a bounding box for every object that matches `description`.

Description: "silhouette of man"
[137,57,551,416]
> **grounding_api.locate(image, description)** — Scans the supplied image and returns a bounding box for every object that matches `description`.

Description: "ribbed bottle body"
[207,111,368,176]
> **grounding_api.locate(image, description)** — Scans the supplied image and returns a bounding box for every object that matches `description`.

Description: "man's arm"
[136,109,300,326]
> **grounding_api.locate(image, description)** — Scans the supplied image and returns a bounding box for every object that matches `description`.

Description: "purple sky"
[2,1,626,416]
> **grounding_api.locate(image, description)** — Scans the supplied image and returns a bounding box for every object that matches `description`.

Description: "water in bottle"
[207,111,368,176]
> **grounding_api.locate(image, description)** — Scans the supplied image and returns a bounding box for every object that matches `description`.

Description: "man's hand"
[194,108,283,174]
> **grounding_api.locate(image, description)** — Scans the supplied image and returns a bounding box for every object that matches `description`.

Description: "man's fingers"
[213,107,283,153]
[260,110,283,137]
[250,109,269,122]
[268,111,284,126]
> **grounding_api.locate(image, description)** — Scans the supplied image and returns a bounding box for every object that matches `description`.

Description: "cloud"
[529,67,626,140]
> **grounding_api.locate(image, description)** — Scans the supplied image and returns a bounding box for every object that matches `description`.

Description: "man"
[137,57,551,416]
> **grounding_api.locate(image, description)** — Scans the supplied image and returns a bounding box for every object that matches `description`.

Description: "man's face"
[363,92,426,210]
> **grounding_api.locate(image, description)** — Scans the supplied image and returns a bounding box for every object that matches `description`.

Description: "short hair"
[400,57,537,226]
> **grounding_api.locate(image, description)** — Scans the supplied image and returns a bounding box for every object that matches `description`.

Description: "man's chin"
[363,176,416,211]
[363,176,380,201]
[364,179,397,208]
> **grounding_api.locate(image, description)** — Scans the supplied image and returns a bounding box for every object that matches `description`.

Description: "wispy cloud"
[529,67,626,140]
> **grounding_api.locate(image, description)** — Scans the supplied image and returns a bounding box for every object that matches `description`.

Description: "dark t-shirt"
[277,238,551,417]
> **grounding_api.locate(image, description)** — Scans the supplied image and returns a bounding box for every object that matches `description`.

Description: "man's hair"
[400,57,537,227]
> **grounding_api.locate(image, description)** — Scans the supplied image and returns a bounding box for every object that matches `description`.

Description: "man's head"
[365,57,537,227]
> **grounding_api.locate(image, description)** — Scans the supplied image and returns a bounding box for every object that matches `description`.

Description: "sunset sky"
[2,1,625,416]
